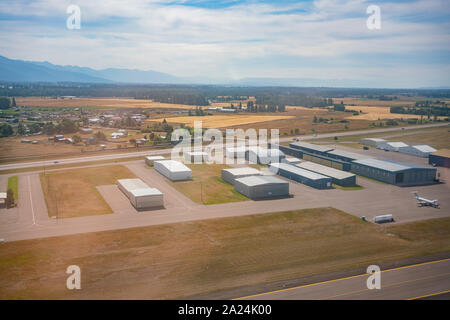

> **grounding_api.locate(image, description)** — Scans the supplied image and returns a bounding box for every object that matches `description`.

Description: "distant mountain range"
[0,55,377,87]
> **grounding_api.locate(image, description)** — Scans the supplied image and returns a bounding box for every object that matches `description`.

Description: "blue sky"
[0,0,449,88]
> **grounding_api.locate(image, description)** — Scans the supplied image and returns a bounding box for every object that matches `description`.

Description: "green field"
[0,207,449,299]
[7,176,18,200]
[167,164,249,205]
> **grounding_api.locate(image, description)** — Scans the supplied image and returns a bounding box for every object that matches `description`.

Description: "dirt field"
[39,165,136,218]
[16,97,198,110]
[146,114,295,128]
[167,164,249,204]
[0,208,449,299]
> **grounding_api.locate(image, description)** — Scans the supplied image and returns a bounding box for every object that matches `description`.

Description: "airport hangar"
[269,162,332,189]
[398,145,437,158]
[117,178,164,210]
[296,161,357,187]
[221,167,262,185]
[429,149,450,168]
[154,160,192,181]
[233,175,289,200]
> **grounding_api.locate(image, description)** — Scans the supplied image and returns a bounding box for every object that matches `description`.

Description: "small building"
[111,132,125,139]
[269,162,332,189]
[296,161,356,187]
[79,128,93,134]
[221,167,262,185]
[117,178,164,210]
[184,151,209,163]
[281,156,302,165]
[429,149,450,168]
[234,175,289,200]
[247,147,285,164]
[351,158,437,186]
[398,145,437,158]
[289,141,334,156]
[360,138,386,147]
[377,142,409,152]
[226,146,247,159]
[326,149,370,163]
[154,160,192,181]
[145,155,165,166]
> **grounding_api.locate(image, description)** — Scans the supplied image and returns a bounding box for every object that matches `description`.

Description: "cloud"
[0,0,449,87]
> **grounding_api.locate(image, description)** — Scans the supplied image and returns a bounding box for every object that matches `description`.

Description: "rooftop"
[384,142,409,148]
[297,161,356,179]
[352,158,433,172]
[118,178,150,191]
[222,167,261,176]
[235,175,288,187]
[290,141,334,153]
[130,188,162,197]
[410,145,437,153]
[326,149,371,161]
[270,162,331,180]
[155,160,192,172]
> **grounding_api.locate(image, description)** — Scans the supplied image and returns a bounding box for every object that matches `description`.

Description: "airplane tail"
[412,191,419,199]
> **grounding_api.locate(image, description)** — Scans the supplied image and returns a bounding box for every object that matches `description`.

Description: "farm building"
[289,141,334,155]
[117,179,164,210]
[184,151,209,163]
[360,138,386,147]
[326,149,370,163]
[221,167,262,185]
[226,146,247,159]
[282,156,302,165]
[145,155,165,166]
[351,158,437,186]
[296,161,356,187]
[154,160,192,181]
[247,146,285,164]
[377,142,409,152]
[234,175,289,200]
[429,149,450,168]
[398,145,437,158]
[269,162,332,189]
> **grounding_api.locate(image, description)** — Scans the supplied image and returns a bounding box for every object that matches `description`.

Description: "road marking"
[407,289,450,300]
[319,272,450,300]
[235,258,450,300]
[28,176,36,225]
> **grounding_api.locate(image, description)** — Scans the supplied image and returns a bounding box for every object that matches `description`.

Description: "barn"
[234,175,289,199]
[117,178,164,209]
[221,167,262,185]
[351,158,436,186]
[398,145,437,158]
[269,162,332,189]
[154,160,192,181]
[429,149,450,168]
[296,161,356,187]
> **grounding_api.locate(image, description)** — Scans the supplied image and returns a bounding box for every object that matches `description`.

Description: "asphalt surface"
[238,258,450,300]
[0,123,447,171]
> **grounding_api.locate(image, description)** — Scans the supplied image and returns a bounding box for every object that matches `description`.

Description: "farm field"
[40,165,136,218]
[167,164,249,205]
[345,106,445,121]
[16,97,198,110]
[146,114,295,128]
[335,97,417,106]
[0,208,449,299]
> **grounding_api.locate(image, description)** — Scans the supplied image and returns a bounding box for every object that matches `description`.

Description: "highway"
[0,123,447,171]
[238,258,450,300]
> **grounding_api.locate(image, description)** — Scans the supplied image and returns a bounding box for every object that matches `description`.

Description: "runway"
[238,258,450,300]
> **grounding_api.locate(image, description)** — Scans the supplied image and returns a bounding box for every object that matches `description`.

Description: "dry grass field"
[0,208,449,299]
[16,97,198,109]
[345,106,445,121]
[335,97,417,106]
[167,164,249,204]
[146,114,295,128]
[40,165,136,218]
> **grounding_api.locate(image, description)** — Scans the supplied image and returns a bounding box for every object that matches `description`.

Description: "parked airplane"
[413,192,440,208]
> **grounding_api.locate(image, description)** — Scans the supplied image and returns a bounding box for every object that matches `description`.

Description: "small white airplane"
[413,192,440,208]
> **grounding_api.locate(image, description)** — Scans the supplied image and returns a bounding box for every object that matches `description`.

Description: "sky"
[0,0,449,88]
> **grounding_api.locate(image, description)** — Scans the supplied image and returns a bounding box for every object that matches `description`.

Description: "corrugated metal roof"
[385,142,409,148]
[248,147,285,157]
[290,141,334,153]
[222,167,261,176]
[186,151,208,156]
[154,160,191,173]
[411,145,437,153]
[297,161,356,179]
[326,149,370,160]
[235,175,287,187]
[352,158,432,172]
[270,162,330,180]
[118,178,149,191]
[146,156,165,160]
[432,149,450,158]
[130,188,162,196]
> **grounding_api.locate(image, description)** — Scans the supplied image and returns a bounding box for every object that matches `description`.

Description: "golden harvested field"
[345,106,427,120]
[146,114,295,128]
[335,97,416,106]
[1,208,449,299]
[40,165,136,218]
[16,97,198,109]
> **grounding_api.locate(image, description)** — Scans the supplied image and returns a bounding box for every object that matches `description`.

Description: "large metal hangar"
[247,146,285,164]
[289,141,334,155]
[325,149,370,163]
[154,160,192,181]
[145,155,165,166]
[117,178,164,209]
[398,145,437,158]
[296,161,356,187]
[351,158,437,186]
[184,151,209,163]
[429,149,450,168]
[221,167,262,185]
[376,142,409,152]
[234,175,289,200]
[360,138,386,147]
[269,162,332,189]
